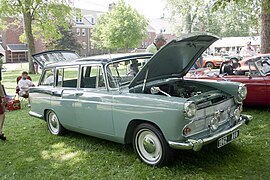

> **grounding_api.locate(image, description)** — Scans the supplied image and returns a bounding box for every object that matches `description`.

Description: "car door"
[75,65,114,135]
[50,67,79,128]
[225,75,268,106]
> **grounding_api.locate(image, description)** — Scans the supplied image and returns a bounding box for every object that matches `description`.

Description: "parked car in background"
[236,54,270,72]
[202,53,243,69]
[202,55,225,68]
[186,54,270,106]
[29,33,252,166]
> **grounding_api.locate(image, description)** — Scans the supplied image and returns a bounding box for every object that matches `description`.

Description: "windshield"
[255,58,270,75]
[106,58,150,88]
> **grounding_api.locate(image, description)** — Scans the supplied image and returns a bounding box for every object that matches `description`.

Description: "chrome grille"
[184,98,237,138]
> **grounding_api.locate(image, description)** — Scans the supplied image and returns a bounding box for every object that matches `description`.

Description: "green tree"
[45,26,82,53]
[165,0,204,34]
[0,0,73,73]
[92,1,148,52]
[213,0,269,53]
[165,0,259,37]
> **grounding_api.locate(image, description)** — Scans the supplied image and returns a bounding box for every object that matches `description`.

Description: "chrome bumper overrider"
[168,114,253,151]
[29,111,43,119]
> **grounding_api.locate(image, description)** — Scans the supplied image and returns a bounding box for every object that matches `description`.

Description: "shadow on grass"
[1,107,269,179]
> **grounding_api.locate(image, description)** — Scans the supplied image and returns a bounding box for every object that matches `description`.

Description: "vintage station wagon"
[29,33,252,166]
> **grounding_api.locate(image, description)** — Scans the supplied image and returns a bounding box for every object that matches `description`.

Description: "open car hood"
[32,50,80,68]
[129,33,219,89]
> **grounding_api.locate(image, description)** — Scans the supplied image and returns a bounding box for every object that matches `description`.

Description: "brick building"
[72,9,104,56]
[0,18,44,63]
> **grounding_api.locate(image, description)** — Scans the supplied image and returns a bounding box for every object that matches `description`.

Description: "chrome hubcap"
[48,112,59,134]
[143,137,156,154]
[136,129,162,164]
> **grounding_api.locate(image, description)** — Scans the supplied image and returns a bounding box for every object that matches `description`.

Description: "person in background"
[146,33,167,54]
[0,83,6,141]
[0,54,6,140]
[240,41,256,58]
[34,62,39,74]
[18,71,34,107]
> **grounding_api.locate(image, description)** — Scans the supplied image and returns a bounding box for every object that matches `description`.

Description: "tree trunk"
[260,0,270,53]
[23,11,35,74]
[183,13,192,33]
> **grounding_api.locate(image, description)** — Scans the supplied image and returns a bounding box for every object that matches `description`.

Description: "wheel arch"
[44,109,50,121]
[124,119,164,144]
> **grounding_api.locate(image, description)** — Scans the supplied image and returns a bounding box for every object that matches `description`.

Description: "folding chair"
[15,75,32,107]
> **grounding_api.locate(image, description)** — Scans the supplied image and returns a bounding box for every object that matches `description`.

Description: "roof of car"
[45,52,153,68]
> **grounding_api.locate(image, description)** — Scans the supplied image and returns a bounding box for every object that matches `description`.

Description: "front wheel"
[133,123,174,166]
[46,110,66,135]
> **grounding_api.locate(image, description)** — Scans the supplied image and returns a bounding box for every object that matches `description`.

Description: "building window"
[91,17,95,24]
[82,29,86,36]
[160,29,166,33]
[76,17,83,24]
[76,28,80,36]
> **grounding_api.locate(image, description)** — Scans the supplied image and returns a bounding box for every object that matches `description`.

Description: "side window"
[80,65,105,88]
[57,67,78,88]
[40,69,54,86]
[107,58,148,88]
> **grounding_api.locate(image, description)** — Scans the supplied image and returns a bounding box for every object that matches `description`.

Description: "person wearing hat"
[146,33,167,54]
[240,41,256,58]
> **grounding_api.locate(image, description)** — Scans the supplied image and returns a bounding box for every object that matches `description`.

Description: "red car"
[202,55,225,68]
[186,54,270,106]
[237,54,270,71]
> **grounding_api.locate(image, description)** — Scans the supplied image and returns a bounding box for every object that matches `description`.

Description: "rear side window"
[80,65,105,88]
[40,69,54,86]
[57,66,79,88]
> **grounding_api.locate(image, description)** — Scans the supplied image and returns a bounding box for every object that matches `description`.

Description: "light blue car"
[29,33,252,166]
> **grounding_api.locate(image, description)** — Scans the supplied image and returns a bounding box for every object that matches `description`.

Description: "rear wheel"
[132,123,174,166]
[205,62,214,68]
[46,110,66,135]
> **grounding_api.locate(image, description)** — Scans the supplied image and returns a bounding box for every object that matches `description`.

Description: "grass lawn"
[0,68,270,179]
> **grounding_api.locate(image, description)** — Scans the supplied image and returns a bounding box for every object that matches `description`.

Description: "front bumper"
[168,114,252,151]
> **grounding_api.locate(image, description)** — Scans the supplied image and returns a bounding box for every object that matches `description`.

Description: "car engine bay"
[145,80,230,109]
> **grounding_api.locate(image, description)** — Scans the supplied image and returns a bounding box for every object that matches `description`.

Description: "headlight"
[234,107,241,120]
[210,112,220,131]
[238,84,247,100]
[184,101,197,118]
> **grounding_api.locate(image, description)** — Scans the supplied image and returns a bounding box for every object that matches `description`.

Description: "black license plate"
[217,129,240,148]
